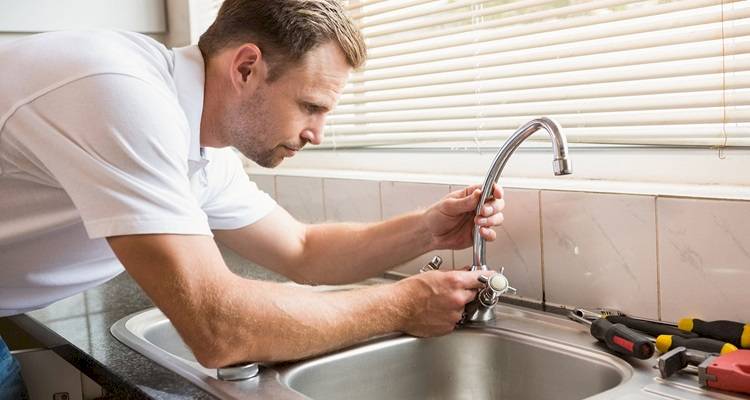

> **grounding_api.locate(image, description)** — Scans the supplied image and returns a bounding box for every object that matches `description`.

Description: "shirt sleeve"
[201,148,277,230]
[9,73,211,238]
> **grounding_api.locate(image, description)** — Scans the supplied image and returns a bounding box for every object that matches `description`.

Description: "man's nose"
[301,125,324,145]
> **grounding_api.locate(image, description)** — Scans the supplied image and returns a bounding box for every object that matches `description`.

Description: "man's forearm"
[176,273,410,366]
[295,210,436,284]
[109,234,485,368]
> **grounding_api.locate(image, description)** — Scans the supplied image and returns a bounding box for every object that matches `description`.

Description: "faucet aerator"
[553,158,572,176]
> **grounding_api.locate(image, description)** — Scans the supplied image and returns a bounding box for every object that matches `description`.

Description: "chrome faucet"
[462,117,572,324]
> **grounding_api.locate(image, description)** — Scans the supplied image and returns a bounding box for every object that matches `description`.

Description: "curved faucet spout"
[471,118,571,271]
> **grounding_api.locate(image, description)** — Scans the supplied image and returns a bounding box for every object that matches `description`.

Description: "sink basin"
[111,283,728,400]
[281,328,625,400]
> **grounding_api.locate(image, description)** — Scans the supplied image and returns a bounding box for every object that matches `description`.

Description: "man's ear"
[230,44,265,92]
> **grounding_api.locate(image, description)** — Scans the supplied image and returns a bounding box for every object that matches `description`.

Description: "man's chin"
[235,148,283,168]
[256,157,284,168]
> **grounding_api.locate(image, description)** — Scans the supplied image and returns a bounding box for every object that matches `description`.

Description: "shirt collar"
[172,45,209,173]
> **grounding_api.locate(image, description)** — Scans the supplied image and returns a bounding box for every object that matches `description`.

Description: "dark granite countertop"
[10,247,287,399]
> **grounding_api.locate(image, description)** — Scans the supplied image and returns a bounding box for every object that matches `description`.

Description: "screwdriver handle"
[656,334,738,355]
[606,316,699,338]
[678,318,750,349]
[591,319,655,360]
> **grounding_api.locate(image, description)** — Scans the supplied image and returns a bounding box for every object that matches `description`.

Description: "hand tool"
[573,308,735,354]
[655,334,737,355]
[574,308,690,334]
[657,346,710,379]
[658,347,750,395]
[698,349,750,394]
[568,312,655,359]
[606,315,698,339]
[678,318,750,349]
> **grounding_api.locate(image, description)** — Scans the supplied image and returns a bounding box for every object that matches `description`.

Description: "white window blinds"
[322,0,750,149]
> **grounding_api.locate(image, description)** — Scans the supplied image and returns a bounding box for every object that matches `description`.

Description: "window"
[321,0,749,150]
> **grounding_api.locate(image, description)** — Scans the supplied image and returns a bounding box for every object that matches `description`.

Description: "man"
[0,0,504,393]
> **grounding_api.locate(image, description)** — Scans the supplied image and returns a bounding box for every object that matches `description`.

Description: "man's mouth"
[282,145,300,156]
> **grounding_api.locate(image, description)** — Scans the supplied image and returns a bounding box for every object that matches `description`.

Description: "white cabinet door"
[0,0,166,32]
[13,349,84,400]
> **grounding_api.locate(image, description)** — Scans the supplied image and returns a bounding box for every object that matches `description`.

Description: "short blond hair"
[198,0,366,80]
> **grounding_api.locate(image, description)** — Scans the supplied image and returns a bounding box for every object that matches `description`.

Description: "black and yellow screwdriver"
[678,318,750,349]
[573,309,737,355]
[568,312,655,359]
[655,334,737,355]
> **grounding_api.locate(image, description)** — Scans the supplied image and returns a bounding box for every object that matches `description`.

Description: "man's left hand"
[424,183,505,250]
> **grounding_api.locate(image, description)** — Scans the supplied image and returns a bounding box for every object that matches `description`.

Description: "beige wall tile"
[542,191,658,319]
[324,179,381,222]
[275,176,325,223]
[658,197,750,323]
[248,174,276,199]
[380,181,452,274]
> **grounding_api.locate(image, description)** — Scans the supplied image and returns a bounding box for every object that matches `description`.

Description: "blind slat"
[363,19,750,71]
[328,108,750,135]
[320,125,750,148]
[339,61,750,105]
[344,47,750,96]
[330,90,750,125]
[365,0,735,59]
[336,64,750,113]
[365,0,726,48]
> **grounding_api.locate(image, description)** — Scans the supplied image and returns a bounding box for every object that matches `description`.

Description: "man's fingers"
[459,289,478,304]
[479,198,505,217]
[464,184,483,197]
[479,227,497,241]
[475,213,504,227]
[443,189,481,214]
[493,183,504,199]
[450,270,492,290]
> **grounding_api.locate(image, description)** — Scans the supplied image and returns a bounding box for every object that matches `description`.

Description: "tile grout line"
[654,195,663,321]
[538,190,547,310]
[321,178,328,222]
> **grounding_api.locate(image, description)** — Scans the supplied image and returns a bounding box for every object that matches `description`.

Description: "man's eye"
[305,104,324,114]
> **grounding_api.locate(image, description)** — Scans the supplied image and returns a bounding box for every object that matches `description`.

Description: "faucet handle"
[477,271,516,306]
[419,255,443,273]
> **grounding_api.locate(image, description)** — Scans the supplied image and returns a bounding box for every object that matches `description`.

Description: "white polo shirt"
[0,31,277,316]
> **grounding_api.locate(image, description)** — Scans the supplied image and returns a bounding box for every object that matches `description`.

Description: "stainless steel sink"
[281,328,625,400]
[111,282,736,400]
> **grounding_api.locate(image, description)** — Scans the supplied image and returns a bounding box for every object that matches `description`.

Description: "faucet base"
[461,299,497,324]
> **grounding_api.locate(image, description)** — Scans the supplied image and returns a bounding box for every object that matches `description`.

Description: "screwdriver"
[601,315,737,354]
[606,315,698,338]
[678,318,750,349]
[655,334,737,355]
[569,312,655,359]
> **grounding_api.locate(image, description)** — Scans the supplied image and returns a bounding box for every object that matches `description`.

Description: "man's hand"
[395,269,489,337]
[424,183,505,250]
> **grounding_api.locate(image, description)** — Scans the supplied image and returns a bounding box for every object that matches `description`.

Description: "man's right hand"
[395,269,490,337]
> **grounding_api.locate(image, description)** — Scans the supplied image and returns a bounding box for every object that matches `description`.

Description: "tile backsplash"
[253,174,750,323]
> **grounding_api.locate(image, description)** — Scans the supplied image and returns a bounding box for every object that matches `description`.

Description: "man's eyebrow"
[302,100,331,112]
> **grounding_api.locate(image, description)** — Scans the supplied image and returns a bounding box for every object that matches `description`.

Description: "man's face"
[224,42,351,168]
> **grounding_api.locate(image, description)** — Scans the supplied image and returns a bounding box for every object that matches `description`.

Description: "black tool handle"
[591,319,655,359]
[607,316,698,338]
[656,334,738,355]
[679,318,750,349]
